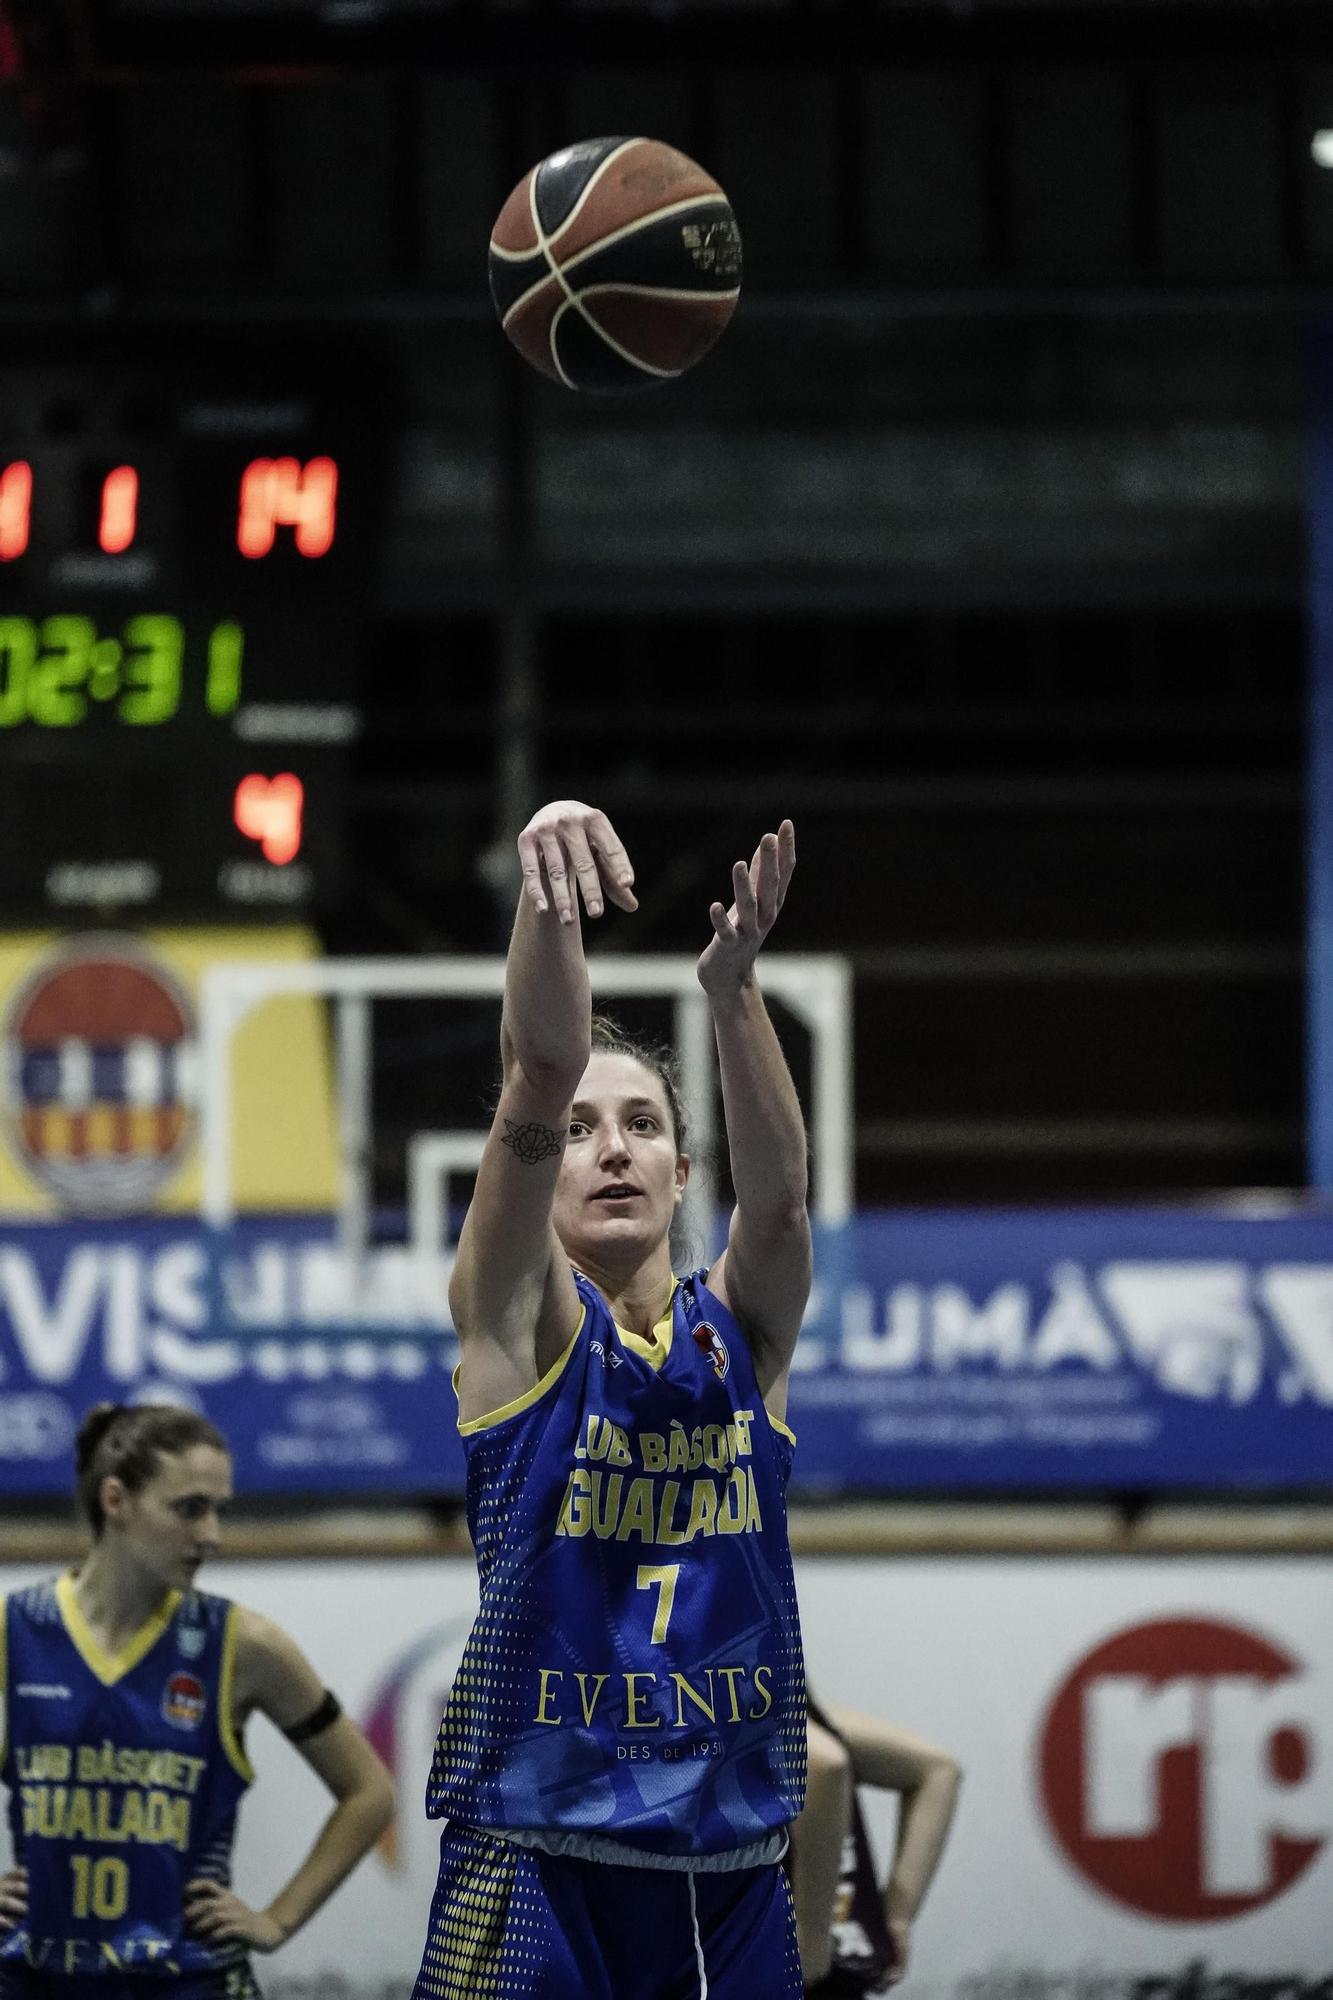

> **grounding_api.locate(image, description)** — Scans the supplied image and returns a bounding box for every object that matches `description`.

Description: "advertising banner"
[0,928,338,1215]
[1,1556,1327,1998]
[0,1217,449,1495]
[790,1208,1333,1492]
[4,1207,1333,1494]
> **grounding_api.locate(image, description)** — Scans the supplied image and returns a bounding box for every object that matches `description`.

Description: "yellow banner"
[0,928,337,1216]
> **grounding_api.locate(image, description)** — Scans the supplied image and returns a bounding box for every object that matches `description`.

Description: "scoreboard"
[0,346,379,919]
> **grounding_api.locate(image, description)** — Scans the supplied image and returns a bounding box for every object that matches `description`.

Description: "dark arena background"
[2,0,1333,1990]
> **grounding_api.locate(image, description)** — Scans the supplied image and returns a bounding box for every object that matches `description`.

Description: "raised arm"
[825,1703,963,1979]
[701,820,813,1409]
[449,801,638,1424]
[184,1610,394,1956]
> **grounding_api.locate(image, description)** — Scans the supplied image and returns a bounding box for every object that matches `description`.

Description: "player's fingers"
[753,833,782,926]
[709,902,738,942]
[587,811,637,909]
[538,832,574,925]
[562,824,605,920]
[771,820,796,910]
[732,859,758,931]
[515,833,549,916]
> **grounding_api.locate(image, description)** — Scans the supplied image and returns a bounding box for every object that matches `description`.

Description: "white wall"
[2,1555,1329,1997]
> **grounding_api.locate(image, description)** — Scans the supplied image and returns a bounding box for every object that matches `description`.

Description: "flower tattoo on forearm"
[501,1119,563,1165]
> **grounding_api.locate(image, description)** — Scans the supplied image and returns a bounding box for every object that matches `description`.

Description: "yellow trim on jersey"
[769,1414,797,1445]
[456,1306,587,1435]
[217,1604,256,1783]
[615,1279,678,1370]
[54,1572,181,1687]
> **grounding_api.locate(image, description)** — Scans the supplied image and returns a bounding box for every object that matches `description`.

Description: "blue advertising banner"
[1,1208,1332,1496]
[1309,313,1333,1191]
[793,1209,1333,1493]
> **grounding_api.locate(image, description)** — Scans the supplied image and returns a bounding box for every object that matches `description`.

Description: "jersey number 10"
[71,1855,129,1921]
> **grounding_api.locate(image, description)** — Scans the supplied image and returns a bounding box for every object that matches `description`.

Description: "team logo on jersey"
[163,1671,207,1730]
[691,1319,730,1380]
[2,935,197,1214]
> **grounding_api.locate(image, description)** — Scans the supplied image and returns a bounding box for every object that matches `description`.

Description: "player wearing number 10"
[0,1404,393,2000]
[414,801,810,2000]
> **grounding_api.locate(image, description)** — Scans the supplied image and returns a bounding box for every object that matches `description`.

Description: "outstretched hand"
[696,820,796,997]
[183,1878,286,1954]
[516,801,638,926]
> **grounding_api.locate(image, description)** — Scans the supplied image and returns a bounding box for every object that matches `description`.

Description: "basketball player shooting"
[412,800,811,2000]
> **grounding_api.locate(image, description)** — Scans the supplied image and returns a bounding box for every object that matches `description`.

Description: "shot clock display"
[0,349,380,919]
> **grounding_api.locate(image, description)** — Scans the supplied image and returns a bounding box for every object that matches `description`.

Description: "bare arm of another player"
[447,801,639,1422]
[824,1702,963,1978]
[0,1600,24,1928]
[0,1868,26,1932]
[701,821,812,1413]
[184,1610,394,1953]
[0,1608,23,1933]
[787,1716,853,1986]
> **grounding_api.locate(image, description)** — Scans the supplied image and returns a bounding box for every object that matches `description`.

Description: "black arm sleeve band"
[283,1689,342,1744]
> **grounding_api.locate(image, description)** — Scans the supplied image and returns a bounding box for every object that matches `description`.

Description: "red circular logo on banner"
[3,935,196,1213]
[1038,1617,1325,1922]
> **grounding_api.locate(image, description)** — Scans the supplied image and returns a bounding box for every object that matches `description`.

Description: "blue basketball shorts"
[413,1824,803,2000]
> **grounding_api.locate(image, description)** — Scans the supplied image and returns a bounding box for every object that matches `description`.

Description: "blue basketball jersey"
[426,1270,806,1866]
[0,1576,253,1979]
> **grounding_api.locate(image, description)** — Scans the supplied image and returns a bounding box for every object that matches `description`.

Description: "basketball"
[488,136,742,393]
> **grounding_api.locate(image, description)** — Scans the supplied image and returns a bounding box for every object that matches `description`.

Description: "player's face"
[553,1053,688,1269]
[106,1445,234,1590]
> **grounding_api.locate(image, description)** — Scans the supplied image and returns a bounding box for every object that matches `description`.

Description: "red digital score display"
[0,460,32,560]
[237,457,338,559]
[98,466,139,554]
[234,772,304,864]
[0,455,340,561]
